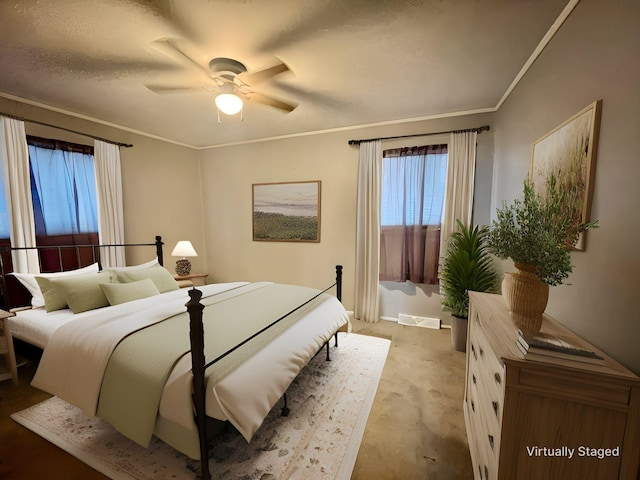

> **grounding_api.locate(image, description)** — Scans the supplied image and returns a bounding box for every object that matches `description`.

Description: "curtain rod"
[348,125,490,145]
[0,112,133,148]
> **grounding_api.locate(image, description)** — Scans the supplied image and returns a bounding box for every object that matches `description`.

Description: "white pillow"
[11,263,100,307]
[106,258,159,272]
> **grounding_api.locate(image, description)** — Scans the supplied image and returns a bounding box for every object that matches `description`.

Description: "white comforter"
[29,283,350,459]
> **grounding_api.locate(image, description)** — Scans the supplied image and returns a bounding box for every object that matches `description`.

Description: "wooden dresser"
[464,292,640,480]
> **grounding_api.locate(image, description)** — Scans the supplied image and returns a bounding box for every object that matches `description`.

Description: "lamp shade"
[215,93,243,115]
[171,241,198,258]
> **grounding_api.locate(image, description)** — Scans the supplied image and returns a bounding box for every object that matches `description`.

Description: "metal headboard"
[0,235,164,310]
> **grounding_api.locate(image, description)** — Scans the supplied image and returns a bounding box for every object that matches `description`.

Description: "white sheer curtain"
[441,131,477,256]
[29,145,98,235]
[94,140,125,267]
[355,140,382,323]
[0,117,39,273]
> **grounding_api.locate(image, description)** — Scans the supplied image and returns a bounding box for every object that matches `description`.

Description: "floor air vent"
[397,314,441,329]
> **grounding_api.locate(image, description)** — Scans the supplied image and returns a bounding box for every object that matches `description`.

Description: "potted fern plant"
[440,220,498,351]
[488,177,598,332]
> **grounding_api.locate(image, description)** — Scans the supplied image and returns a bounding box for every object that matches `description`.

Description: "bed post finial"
[335,265,343,303]
[186,288,210,480]
[155,236,164,267]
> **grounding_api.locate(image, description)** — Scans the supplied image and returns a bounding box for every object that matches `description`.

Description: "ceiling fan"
[145,38,297,115]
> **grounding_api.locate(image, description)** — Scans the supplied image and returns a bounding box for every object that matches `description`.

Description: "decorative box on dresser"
[464,292,640,480]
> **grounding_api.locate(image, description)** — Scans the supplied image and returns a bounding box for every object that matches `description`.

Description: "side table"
[0,309,18,385]
[172,272,208,288]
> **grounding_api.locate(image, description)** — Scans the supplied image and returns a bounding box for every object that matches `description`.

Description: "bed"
[1,237,349,480]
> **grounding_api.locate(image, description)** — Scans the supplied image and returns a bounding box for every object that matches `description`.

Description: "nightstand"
[0,309,18,385]
[172,273,208,288]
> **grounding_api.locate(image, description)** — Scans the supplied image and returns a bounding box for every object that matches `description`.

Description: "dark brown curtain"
[379,145,447,284]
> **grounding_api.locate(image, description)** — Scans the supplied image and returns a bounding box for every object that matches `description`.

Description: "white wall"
[199,130,358,309]
[492,0,640,373]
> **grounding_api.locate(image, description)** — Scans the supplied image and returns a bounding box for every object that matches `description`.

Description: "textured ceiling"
[0,0,572,148]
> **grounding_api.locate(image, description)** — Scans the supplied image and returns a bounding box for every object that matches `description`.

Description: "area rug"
[11,333,390,480]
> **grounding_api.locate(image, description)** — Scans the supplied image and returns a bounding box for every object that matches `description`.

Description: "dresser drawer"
[472,321,505,392]
[469,322,505,425]
[465,388,498,480]
[467,329,505,479]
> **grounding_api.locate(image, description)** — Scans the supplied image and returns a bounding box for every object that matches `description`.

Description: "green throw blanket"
[96,282,327,447]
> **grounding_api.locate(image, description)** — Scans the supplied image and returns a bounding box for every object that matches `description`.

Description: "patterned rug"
[11,333,390,480]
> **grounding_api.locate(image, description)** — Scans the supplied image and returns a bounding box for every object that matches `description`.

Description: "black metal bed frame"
[186,265,343,480]
[0,236,344,480]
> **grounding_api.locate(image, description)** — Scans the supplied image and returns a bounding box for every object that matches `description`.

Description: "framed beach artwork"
[530,100,602,251]
[252,180,321,242]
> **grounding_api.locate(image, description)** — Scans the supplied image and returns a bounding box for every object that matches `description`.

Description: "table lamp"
[171,241,198,276]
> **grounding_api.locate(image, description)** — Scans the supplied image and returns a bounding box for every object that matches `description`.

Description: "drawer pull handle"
[472,374,477,385]
[494,372,502,384]
[479,347,484,357]
[488,434,495,450]
[471,401,475,412]
[471,343,477,360]
[492,401,499,416]
[484,465,489,479]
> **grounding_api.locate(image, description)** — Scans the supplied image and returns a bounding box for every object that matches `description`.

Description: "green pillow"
[35,276,68,312]
[49,271,118,314]
[100,278,160,305]
[114,265,179,293]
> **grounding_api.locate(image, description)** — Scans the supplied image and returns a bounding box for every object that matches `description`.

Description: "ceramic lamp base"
[175,258,192,276]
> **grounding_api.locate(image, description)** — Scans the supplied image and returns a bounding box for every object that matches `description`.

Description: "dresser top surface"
[468,292,639,383]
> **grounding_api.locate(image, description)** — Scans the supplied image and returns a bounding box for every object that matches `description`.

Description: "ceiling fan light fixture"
[215,93,243,115]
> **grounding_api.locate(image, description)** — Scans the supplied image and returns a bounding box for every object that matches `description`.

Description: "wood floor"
[0,319,473,479]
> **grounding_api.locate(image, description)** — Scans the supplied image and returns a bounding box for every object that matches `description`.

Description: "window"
[0,136,98,239]
[381,145,448,226]
[0,177,8,238]
[28,137,98,236]
[379,144,448,284]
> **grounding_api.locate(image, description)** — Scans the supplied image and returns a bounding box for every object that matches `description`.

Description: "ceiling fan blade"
[246,92,297,113]
[237,62,290,86]
[275,83,344,110]
[151,38,211,77]
[144,84,204,94]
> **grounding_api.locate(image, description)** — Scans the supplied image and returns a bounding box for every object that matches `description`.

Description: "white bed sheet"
[7,308,74,349]
[7,286,201,349]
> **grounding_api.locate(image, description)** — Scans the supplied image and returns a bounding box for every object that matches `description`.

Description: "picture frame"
[530,100,602,250]
[252,180,321,242]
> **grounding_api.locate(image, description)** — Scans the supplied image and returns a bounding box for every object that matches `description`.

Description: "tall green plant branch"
[488,177,598,286]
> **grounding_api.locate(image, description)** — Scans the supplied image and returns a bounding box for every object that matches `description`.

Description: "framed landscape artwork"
[530,100,602,251]
[252,181,321,242]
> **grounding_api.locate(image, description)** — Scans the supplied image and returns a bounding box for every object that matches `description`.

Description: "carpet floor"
[10,333,390,480]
